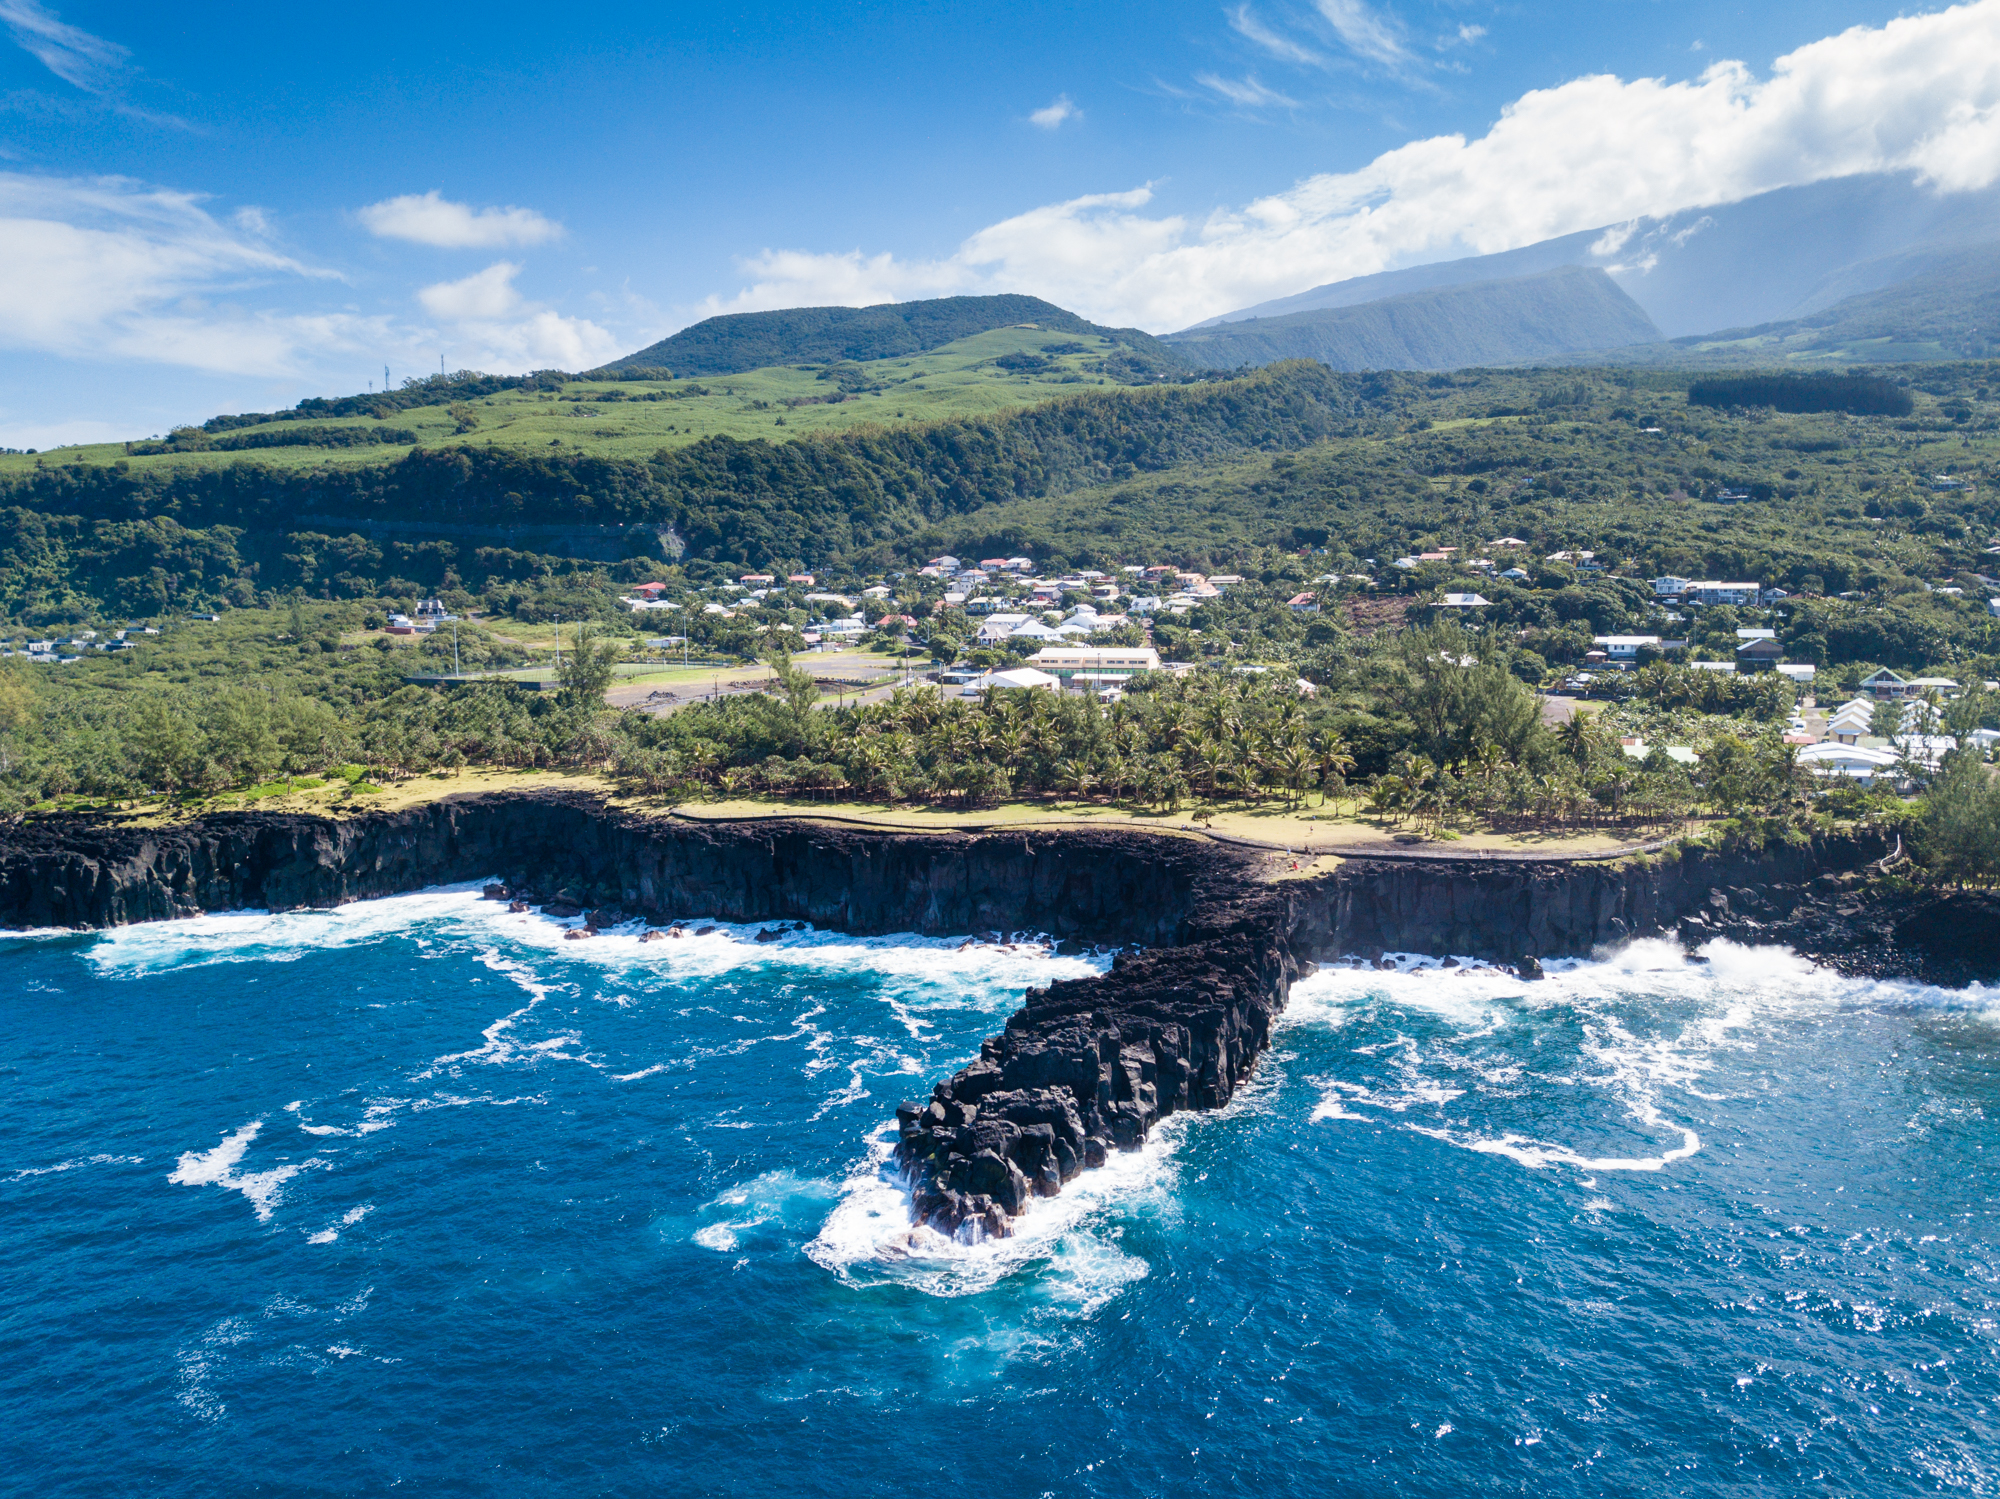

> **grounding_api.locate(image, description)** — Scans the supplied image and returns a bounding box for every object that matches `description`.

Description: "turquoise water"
[2,888,1996,1496]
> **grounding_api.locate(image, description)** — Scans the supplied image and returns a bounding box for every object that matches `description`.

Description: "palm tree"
[1556,713,1593,767]
[1194,738,1230,800]
[1275,741,1316,804]
[1312,735,1356,808]
[1055,758,1096,803]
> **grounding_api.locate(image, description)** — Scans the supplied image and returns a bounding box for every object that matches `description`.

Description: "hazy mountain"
[1158,266,1659,371]
[1574,241,2000,367]
[1195,171,2000,340]
[602,294,1185,377]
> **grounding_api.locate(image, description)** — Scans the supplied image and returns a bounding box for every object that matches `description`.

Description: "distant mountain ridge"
[1575,242,2000,367]
[1160,267,1659,372]
[602,294,1186,377]
[1194,171,2000,341]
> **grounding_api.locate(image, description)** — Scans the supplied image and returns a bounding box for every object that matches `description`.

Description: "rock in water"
[1517,954,1545,980]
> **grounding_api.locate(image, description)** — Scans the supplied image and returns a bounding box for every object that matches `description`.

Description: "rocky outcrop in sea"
[2,795,1990,1239]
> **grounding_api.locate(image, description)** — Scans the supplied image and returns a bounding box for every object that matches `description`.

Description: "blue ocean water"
[2,889,1996,1498]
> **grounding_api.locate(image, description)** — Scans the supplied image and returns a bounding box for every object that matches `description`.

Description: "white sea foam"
[807,1121,1171,1304]
[169,1121,320,1222]
[4,1152,143,1183]
[86,884,499,976]
[692,1169,839,1254]
[1284,937,1979,1178]
[306,1204,374,1245]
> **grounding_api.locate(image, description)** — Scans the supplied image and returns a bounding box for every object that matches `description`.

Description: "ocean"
[2,886,1995,1497]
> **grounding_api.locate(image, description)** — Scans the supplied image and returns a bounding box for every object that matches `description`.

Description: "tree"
[0,667,34,776]
[1382,621,1544,767]
[127,696,200,794]
[556,624,621,712]
[1912,748,2000,885]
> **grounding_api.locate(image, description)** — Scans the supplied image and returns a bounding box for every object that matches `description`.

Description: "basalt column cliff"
[3,794,1989,1241]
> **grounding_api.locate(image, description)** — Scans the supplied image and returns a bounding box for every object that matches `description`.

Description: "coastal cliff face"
[0,794,1218,945]
[3,796,1985,1241]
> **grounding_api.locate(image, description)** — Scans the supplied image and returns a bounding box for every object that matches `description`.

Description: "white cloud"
[1313,0,1412,69]
[1196,72,1301,108]
[1029,95,1078,129]
[693,0,2000,330]
[0,0,125,91]
[0,174,621,386]
[0,173,373,373]
[357,190,564,249]
[1227,5,1326,66]
[418,261,525,320]
[417,261,622,369]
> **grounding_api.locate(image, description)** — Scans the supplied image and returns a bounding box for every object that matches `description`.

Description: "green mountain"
[1159,267,1661,371]
[1624,243,2000,366]
[601,293,1188,378]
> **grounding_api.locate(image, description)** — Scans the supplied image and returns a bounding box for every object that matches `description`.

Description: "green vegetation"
[0,361,1357,618]
[1594,247,2000,368]
[0,613,1805,846]
[1160,267,1660,372]
[0,326,1194,481]
[1687,372,1912,416]
[601,293,1186,378]
[1913,746,2000,884]
[4,326,1999,867]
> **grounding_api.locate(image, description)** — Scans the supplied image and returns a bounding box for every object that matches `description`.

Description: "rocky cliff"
[3,796,1987,1241]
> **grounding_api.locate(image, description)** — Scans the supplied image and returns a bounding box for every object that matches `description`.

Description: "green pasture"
[0,326,1139,479]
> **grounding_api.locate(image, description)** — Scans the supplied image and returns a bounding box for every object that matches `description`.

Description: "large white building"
[1025,645,1162,688]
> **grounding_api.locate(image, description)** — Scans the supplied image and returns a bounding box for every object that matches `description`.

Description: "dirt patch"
[1343,594,1413,635]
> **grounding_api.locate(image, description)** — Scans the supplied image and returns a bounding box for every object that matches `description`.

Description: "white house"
[1685,581,1761,607]
[1434,592,1491,609]
[975,613,1032,642]
[1798,743,1900,779]
[997,620,1059,642]
[1592,635,1662,663]
[1651,576,1692,597]
[960,667,1059,695]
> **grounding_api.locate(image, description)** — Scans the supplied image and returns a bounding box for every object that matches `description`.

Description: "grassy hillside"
[600,293,1189,378]
[1160,267,1660,371]
[0,326,1181,481]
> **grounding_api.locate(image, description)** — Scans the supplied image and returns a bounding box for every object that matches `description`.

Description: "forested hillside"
[4,357,1998,651]
[0,362,1363,617]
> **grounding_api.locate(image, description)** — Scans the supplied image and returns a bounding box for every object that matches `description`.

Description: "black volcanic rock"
[0,796,1977,1239]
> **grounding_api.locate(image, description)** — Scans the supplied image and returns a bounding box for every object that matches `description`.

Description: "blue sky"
[1,0,1992,445]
